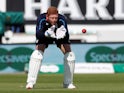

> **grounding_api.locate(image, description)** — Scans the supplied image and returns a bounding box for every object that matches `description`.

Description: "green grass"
[0,73,124,93]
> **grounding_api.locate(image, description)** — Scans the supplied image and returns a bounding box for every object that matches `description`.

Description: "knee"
[31,50,43,60]
[64,52,75,62]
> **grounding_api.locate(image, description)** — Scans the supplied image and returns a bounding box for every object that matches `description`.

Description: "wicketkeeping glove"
[56,25,66,39]
[45,25,56,38]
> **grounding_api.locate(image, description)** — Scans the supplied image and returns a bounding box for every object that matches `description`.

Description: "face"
[46,14,58,25]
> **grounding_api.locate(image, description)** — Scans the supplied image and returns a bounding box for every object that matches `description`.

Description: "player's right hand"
[44,25,56,38]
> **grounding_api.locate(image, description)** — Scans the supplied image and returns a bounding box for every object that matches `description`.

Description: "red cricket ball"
[82,29,86,33]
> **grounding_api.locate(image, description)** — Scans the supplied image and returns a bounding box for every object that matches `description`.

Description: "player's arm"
[58,15,68,32]
[56,15,69,39]
[36,14,56,39]
[36,15,46,39]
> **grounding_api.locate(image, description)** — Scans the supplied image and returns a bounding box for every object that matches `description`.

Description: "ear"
[46,15,48,21]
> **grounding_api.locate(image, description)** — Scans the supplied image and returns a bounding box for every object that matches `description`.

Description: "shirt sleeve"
[58,14,69,35]
[36,14,46,39]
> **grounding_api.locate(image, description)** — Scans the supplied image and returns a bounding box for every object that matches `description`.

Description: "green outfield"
[0,73,124,93]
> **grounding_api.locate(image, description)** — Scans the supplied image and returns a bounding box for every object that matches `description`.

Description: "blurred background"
[0,0,124,74]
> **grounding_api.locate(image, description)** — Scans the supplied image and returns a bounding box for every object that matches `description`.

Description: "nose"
[53,18,57,21]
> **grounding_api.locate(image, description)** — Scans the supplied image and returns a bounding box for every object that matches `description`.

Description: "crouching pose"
[26,6,76,89]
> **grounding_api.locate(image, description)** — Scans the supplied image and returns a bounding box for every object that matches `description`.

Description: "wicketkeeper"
[26,6,76,89]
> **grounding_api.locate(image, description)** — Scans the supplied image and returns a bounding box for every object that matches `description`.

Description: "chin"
[52,24,56,25]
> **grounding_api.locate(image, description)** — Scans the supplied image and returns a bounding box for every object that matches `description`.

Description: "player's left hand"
[56,25,66,39]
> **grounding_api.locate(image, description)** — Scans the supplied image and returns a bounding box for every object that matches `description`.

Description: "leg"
[26,44,46,89]
[59,44,76,89]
